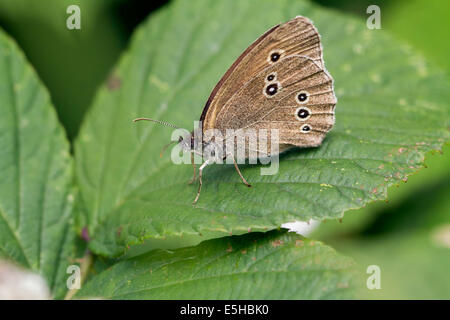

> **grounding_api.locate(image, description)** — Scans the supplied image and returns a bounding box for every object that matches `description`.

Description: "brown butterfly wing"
[201,16,326,130]
[216,55,336,151]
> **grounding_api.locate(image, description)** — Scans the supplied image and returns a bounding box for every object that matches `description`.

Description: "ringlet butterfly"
[134,16,336,204]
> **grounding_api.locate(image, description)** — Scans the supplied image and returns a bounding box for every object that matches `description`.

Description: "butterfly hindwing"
[214,55,335,149]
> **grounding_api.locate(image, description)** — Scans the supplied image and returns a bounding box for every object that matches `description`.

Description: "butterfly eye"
[300,124,311,133]
[265,83,278,96]
[295,107,311,120]
[296,91,309,104]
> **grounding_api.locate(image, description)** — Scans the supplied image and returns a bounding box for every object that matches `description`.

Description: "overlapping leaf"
[77,231,357,299]
[74,0,450,256]
[0,28,76,299]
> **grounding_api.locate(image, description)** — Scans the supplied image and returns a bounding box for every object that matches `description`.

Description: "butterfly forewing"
[201,16,327,133]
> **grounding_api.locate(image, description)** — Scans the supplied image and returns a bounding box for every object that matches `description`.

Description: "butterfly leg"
[193,159,210,204]
[188,152,197,184]
[229,154,251,187]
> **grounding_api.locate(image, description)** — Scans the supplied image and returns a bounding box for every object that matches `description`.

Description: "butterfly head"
[177,131,194,152]
[179,126,204,153]
[133,117,202,156]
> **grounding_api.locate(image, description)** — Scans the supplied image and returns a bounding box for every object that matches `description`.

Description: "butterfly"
[134,16,336,204]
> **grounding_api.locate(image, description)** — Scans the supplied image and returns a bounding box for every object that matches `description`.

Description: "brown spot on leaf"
[271,240,284,248]
[117,226,123,238]
[107,74,121,91]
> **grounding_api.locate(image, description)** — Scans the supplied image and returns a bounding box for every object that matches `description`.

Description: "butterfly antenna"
[132,117,181,129]
[159,140,177,158]
[133,118,182,157]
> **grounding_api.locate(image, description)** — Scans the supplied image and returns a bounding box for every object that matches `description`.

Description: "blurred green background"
[0,0,448,299]
[0,0,167,140]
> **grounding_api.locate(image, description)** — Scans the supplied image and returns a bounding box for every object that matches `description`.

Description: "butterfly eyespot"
[267,50,284,64]
[267,74,275,82]
[295,107,311,121]
[265,83,278,96]
[296,91,309,104]
[300,124,311,133]
[270,52,280,62]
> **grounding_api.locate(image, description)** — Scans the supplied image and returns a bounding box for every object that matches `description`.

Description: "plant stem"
[64,250,93,300]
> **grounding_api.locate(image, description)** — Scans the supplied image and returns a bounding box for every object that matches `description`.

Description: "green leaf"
[312,144,450,239]
[335,177,450,299]
[74,0,450,257]
[0,28,76,299]
[77,231,357,299]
